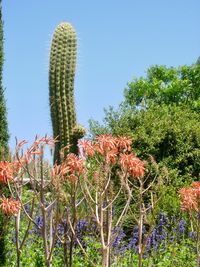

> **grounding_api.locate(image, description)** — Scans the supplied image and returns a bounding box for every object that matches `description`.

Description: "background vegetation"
[0,1,199,265]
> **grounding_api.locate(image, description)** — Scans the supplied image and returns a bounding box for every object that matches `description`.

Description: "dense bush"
[91,104,200,183]
[90,63,200,187]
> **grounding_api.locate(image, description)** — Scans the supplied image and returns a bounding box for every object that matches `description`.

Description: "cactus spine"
[49,22,85,163]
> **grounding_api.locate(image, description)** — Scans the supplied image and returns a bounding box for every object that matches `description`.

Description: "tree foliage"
[124,63,200,111]
[90,62,200,185]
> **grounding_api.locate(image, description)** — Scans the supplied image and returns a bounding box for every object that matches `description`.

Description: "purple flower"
[178,219,186,234]
[112,227,126,248]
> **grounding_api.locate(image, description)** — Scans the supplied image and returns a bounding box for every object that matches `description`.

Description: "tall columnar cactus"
[49,22,85,163]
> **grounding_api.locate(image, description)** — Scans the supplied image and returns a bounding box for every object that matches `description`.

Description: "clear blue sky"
[2,0,200,152]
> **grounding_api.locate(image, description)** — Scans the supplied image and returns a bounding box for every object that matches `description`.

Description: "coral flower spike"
[179,187,198,212]
[79,140,94,157]
[96,134,117,154]
[120,153,145,178]
[116,136,132,152]
[66,153,84,176]
[0,162,14,184]
[0,197,21,216]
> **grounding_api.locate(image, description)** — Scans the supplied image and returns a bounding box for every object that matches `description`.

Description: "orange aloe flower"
[52,155,84,184]
[52,163,70,177]
[116,136,132,152]
[179,182,200,212]
[191,181,200,190]
[106,147,118,164]
[68,174,78,183]
[0,162,14,184]
[120,153,145,178]
[39,136,56,148]
[179,187,198,212]
[95,134,117,155]
[16,139,28,150]
[79,140,95,157]
[0,197,21,216]
[66,153,85,176]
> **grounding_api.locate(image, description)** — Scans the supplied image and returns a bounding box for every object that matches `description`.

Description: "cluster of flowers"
[0,134,145,216]
[179,182,200,212]
[0,161,14,184]
[0,136,57,216]
[51,134,145,184]
[32,215,98,249]
[52,153,84,183]
[112,213,187,255]
[0,162,21,216]
[14,136,55,164]
[31,212,188,256]
[79,134,145,179]
[0,196,21,216]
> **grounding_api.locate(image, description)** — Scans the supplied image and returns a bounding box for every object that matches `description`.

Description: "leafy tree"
[90,62,200,186]
[124,63,200,111]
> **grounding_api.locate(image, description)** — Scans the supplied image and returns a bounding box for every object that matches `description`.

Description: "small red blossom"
[23,144,42,164]
[16,139,28,149]
[52,163,70,177]
[52,163,79,183]
[66,153,84,176]
[120,153,145,178]
[12,160,23,172]
[191,181,200,189]
[95,135,117,155]
[179,187,198,212]
[79,140,95,157]
[52,156,84,183]
[106,148,118,164]
[39,136,56,148]
[22,136,56,164]
[27,145,42,156]
[179,182,200,212]
[0,197,21,216]
[116,136,132,152]
[68,174,78,183]
[0,162,14,184]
